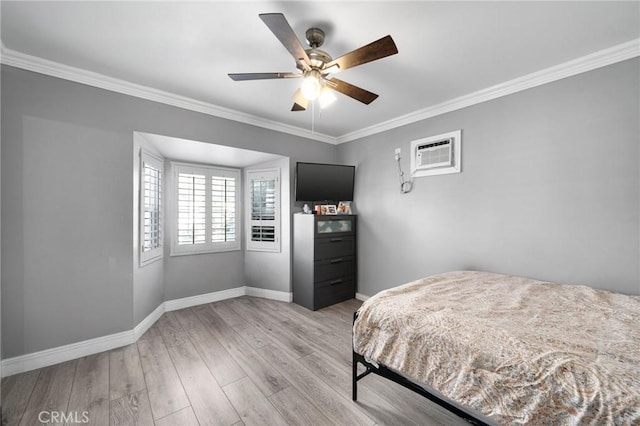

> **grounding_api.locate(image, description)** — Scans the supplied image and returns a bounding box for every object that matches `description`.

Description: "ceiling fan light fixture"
[300,70,322,100]
[319,87,336,109]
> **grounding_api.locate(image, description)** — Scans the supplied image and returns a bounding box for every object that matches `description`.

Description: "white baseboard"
[1,330,135,378]
[355,292,370,301]
[133,303,165,341]
[164,287,246,312]
[245,286,293,302]
[1,285,293,377]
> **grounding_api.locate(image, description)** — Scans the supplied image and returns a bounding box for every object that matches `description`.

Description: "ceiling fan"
[229,13,398,111]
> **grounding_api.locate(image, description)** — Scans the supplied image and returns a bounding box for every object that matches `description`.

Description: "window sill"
[169,247,241,257]
[246,247,281,253]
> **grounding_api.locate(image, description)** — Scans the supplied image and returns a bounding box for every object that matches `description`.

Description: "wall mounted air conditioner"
[410,130,461,177]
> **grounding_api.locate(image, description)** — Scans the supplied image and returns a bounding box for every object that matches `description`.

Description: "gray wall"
[1,65,336,358]
[338,58,640,297]
[1,36,3,381]
[132,134,165,324]
[244,157,292,294]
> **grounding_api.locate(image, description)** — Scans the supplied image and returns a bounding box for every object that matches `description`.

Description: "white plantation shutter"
[211,176,236,243]
[177,173,206,245]
[143,165,161,249]
[140,151,163,265]
[246,169,280,252]
[172,162,240,255]
[251,179,276,241]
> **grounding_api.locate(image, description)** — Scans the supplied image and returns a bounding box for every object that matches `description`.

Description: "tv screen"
[295,162,355,202]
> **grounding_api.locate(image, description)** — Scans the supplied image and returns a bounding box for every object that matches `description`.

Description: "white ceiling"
[138,131,284,167]
[2,1,639,143]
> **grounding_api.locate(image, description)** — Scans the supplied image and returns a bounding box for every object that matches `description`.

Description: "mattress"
[353,271,640,425]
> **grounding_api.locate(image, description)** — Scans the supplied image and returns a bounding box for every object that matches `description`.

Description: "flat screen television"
[295,162,355,202]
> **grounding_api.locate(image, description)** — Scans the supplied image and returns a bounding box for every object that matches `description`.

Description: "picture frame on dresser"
[337,201,352,214]
[322,204,337,215]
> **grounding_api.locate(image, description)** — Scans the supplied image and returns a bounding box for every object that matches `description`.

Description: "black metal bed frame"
[352,312,491,426]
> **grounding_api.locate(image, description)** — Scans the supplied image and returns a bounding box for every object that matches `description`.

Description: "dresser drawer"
[314,256,355,283]
[315,278,355,309]
[314,236,355,260]
[315,217,355,237]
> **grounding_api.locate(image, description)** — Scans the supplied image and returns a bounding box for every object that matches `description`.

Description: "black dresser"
[293,214,357,310]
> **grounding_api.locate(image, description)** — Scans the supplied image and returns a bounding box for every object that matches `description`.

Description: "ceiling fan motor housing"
[300,28,332,70]
[306,49,332,69]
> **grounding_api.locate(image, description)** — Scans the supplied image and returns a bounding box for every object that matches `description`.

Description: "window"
[246,169,280,252]
[171,162,241,255]
[140,151,163,265]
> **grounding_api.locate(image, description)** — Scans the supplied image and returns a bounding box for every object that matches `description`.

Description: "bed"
[352,271,640,425]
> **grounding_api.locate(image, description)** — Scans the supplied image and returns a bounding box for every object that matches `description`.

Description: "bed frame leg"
[352,349,358,401]
[352,311,358,401]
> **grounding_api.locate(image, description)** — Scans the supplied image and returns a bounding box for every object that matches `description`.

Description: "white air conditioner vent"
[416,138,453,169]
[410,130,461,177]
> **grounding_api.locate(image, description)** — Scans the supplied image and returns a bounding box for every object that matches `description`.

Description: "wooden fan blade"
[292,88,308,111]
[325,78,379,105]
[228,72,300,81]
[259,13,310,65]
[324,35,398,72]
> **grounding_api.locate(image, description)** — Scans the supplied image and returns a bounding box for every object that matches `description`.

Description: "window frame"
[139,150,164,266]
[170,161,241,256]
[245,168,281,253]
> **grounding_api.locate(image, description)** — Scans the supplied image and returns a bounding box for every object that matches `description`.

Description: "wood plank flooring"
[2,297,468,426]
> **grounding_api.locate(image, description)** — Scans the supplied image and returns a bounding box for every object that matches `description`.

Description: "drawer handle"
[330,258,344,264]
[330,279,343,285]
[330,238,343,242]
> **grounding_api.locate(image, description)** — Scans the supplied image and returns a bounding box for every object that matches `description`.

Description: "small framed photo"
[337,201,352,214]
[322,204,337,215]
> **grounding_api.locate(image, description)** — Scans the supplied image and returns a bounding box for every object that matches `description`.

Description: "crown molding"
[0,46,337,145]
[336,38,640,144]
[2,38,638,146]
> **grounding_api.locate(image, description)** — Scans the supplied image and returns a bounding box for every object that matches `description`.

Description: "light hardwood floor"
[2,297,468,426]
